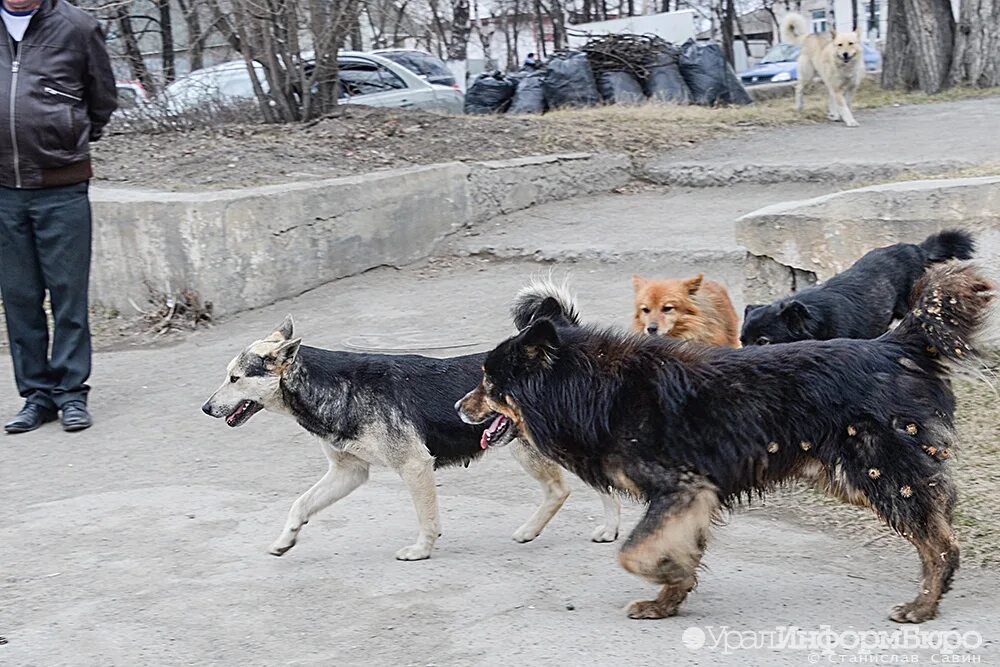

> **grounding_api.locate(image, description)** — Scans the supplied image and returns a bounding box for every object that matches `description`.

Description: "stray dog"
[782,12,866,126]
[632,274,740,347]
[459,264,995,622]
[201,284,620,561]
[741,229,975,346]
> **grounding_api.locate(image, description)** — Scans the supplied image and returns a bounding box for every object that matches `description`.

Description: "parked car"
[369,48,459,89]
[740,42,882,86]
[116,81,150,109]
[159,52,464,115]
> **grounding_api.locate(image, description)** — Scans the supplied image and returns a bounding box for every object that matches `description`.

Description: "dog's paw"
[512,524,542,543]
[268,538,296,557]
[845,119,860,128]
[890,602,936,624]
[590,524,618,543]
[395,544,432,561]
[625,598,678,620]
[827,113,841,121]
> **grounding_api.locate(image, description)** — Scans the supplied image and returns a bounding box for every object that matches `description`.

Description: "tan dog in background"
[632,274,740,347]
[782,12,865,127]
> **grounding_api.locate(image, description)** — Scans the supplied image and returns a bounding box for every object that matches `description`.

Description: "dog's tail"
[919,229,976,265]
[781,13,809,44]
[889,263,996,375]
[512,277,581,330]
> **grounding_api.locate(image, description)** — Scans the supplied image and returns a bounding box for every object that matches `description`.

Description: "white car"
[160,52,463,115]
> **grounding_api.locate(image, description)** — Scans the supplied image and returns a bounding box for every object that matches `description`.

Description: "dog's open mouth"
[226,399,263,427]
[481,414,513,449]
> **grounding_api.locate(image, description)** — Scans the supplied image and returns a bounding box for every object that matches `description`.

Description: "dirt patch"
[93,82,999,191]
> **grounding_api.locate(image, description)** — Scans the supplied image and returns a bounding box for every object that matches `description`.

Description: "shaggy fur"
[201,285,621,562]
[632,274,740,347]
[782,12,866,126]
[741,229,975,346]
[459,264,995,623]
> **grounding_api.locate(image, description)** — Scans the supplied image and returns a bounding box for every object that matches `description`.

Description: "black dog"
[741,229,974,345]
[459,264,994,623]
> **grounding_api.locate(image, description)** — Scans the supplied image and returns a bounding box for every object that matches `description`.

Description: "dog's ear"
[830,27,838,39]
[632,274,647,292]
[685,274,704,296]
[267,337,302,369]
[743,304,764,319]
[779,300,811,330]
[532,296,566,324]
[269,315,295,342]
[518,318,560,367]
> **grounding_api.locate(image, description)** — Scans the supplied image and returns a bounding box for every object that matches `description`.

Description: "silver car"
[160,52,463,115]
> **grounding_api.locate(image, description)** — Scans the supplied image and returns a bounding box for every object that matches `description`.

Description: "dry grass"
[96,80,1000,189]
[528,80,999,159]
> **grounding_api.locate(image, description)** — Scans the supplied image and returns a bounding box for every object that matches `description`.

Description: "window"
[117,87,139,109]
[338,63,407,97]
[811,9,827,33]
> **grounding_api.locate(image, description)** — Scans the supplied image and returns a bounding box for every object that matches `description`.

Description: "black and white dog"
[202,283,620,561]
[741,230,975,346]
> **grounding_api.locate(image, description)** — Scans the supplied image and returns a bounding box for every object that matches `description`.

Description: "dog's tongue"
[481,415,506,449]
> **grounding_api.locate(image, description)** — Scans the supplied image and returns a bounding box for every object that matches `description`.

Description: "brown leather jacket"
[0,0,117,189]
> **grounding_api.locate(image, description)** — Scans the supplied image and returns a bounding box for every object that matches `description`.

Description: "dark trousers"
[0,182,92,410]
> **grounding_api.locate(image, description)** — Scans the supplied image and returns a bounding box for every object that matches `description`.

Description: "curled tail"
[781,13,809,44]
[512,278,581,330]
[891,263,996,372]
[919,229,976,264]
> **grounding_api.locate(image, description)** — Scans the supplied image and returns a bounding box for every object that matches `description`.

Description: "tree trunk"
[176,0,205,72]
[158,0,176,84]
[447,0,471,60]
[949,0,1000,86]
[851,0,859,30]
[115,6,157,95]
[901,0,954,93]
[882,0,918,88]
[720,0,735,66]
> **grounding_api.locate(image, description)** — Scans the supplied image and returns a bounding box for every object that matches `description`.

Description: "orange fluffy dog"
[632,274,740,347]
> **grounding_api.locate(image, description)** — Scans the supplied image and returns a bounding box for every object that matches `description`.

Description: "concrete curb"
[90,153,630,316]
[639,159,976,187]
[735,175,1000,280]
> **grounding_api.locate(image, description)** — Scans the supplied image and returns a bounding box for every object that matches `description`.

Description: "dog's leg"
[509,441,571,542]
[269,447,369,556]
[834,90,859,127]
[826,87,841,121]
[395,456,441,561]
[890,481,960,623]
[795,58,813,113]
[618,479,720,620]
[593,489,622,543]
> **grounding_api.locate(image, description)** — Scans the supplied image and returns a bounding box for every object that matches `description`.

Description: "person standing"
[0,0,117,433]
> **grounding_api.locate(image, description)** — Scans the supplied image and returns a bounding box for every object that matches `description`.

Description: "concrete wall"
[735,176,1000,281]
[90,153,630,316]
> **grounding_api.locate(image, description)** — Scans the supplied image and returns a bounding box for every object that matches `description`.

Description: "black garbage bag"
[643,50,690,103]
[464,72,517,114]
[678,39,752,106]
[596,70,646,105]
[542,52,600,109]
[508,71,547,114]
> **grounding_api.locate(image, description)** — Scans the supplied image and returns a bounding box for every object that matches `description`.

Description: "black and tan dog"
[202,281,620,562]
[459,264,995,623]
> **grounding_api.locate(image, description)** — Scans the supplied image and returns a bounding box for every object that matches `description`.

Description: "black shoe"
[61,401,93,432]
[5,403,58,434]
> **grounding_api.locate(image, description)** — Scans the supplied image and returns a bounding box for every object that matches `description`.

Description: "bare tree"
[882,0,918,88]
[900,0,954,93]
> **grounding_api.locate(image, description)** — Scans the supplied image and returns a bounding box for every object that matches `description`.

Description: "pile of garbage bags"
[464,36,752,115]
